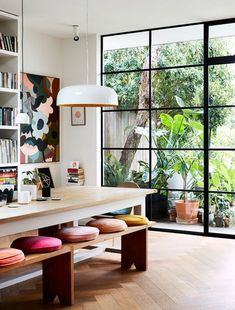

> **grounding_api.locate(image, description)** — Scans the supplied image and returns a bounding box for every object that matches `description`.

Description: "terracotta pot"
[175,200,199,221]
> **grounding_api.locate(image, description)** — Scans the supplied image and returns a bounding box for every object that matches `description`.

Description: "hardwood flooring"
[1,231,235,309]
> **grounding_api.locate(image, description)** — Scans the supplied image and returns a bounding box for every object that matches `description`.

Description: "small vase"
[21,185,38,200]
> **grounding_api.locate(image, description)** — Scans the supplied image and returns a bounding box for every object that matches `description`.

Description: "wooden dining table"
[0,186,155,238]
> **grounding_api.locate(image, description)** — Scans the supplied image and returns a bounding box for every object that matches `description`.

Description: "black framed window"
[101,18,235,238]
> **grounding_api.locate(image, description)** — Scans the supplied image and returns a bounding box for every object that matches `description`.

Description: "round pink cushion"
[11,236,62,254]
[55,226,99,243]
[0,248,25,267]
[86,218,127,233]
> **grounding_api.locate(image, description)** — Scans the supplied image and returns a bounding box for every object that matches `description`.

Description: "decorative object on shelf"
[20,73,60,163]
[66,161,84,185]
[0,184,14,203]
[21,170,40,200]
[57,0,118,108]
[0,194,7,207]
[71,107,86,126]
[0,167,17,190]
[37,167,54,188]
[18,190,31,204]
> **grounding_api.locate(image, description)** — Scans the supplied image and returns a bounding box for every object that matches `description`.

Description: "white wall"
[19,28,63,187]
[61,35,101,186]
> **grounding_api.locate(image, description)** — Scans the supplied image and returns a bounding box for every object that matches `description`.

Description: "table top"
[0,186,155,224]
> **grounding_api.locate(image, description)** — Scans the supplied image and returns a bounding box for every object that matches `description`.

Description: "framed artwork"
[37,167,55,188]
[71,107,86,126]
[20,73,60,164]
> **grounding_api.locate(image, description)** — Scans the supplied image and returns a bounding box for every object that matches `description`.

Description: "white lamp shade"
[15,112,30,125]
[57,85,118,107]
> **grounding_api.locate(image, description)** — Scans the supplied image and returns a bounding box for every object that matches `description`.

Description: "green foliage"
[104,153,128,186]
[103,36,235,194]
[210,153,235,193]
[134,105,204,189]
[104,47,148,109]
[22,170,39,185]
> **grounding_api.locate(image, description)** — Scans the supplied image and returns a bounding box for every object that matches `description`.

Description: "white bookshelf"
[0,10,19,191]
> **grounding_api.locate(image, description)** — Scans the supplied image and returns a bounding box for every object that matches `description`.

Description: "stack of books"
[66,167,85,185]
[0,72,18,89]
[0,32,18,52]
[0,167,17,190]
[0,139,17,163]
[0,107,18,126]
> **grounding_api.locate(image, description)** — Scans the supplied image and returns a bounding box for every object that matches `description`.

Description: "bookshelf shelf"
[0,49,18,57]
[0,125,18,130]
[0,87,19,94]
[0,163,18,168]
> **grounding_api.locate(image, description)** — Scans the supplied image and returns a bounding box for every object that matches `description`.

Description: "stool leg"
[121,228,147,271]
[42,251,74,305]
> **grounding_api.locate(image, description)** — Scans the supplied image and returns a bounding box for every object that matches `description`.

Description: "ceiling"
[0,0,235,38]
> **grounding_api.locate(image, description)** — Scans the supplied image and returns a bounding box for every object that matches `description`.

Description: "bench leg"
[121,228,148,271]
[42,251,74,305]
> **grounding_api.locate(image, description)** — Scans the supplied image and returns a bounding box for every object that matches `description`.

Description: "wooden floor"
[1,231,235,310]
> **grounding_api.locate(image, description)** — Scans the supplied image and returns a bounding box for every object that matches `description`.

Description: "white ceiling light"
[57,0,118,107]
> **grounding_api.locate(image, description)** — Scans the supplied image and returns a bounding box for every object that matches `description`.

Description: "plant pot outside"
[168,208,177,222]
[151,192,168,220]
[175,200,199,224]
[224,217,232,228]
[214,215,224,227]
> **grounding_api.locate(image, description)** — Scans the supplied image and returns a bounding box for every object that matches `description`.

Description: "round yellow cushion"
[114,215,149,226]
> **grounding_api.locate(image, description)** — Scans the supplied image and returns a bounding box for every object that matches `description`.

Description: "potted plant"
[174,152,203,224]
[22,170,41,200]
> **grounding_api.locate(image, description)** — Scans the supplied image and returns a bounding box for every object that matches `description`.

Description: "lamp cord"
[86,0,89,85]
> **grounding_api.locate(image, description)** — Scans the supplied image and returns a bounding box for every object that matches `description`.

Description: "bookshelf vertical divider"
[0,10,20,196]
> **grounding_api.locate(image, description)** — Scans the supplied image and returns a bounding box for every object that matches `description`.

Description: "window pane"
[151,150,204,190]
[151,67,203,108]
[209,193,235,234]
[209,64,235,106]
[103,32,149,72]
[103,111,149,148]
[103,71,149,110]
[151,109,203,149]
[209,151,235,192]
[103,150,149,187]
[209,107,235,148]
[209,23,235,58]
[152,25,203,68]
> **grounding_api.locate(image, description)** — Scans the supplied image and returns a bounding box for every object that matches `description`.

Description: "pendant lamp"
[16,0,30,125]
[57,0,118,107]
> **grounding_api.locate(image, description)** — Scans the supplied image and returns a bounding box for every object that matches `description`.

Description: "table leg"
[121,228,147,271]
[42,251,74,305]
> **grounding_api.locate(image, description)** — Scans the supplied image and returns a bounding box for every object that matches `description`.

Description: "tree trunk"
[119,55,150,170]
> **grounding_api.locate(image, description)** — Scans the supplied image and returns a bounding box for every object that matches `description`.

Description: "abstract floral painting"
[20,73,60,163]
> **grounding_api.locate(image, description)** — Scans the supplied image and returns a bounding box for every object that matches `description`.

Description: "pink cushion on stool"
[11,236,62,254]
[0,248,25,267]
[55,226,99,243]
[86,218,127,233]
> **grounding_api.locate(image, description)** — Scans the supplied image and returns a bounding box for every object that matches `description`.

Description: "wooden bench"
[0,245,74,305]
[0,222,154,306]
